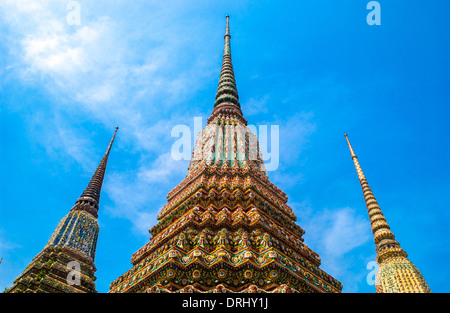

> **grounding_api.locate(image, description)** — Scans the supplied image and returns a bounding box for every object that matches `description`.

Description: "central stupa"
[109,16,342,293]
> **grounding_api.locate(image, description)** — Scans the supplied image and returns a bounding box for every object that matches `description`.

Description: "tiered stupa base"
[7,246,97,293]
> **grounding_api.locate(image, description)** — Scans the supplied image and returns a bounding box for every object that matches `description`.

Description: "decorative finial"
[344,135,431,293]
[225,15,230,37]
[105,126,119,156]
[344,133,357,159]
[207,14,246,125]
[211,14,240,110]
[74,127,118,216]
[345,134,402,254]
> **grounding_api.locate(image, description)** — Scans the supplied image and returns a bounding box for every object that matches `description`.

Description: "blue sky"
[1,0,449,293]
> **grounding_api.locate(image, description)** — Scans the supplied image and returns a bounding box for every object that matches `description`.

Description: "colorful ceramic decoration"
[109,17,342,294]
[7,128,118,293]
[344,134,431,293]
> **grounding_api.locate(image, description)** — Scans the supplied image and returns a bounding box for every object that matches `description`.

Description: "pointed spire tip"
[75,127,118,214]
[344,133,357,158]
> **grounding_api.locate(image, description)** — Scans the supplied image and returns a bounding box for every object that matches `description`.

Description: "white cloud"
[243,95,270,116]
[104,152,189,236]
[137,153,189,184]
[322,208,370,256]
[0,229,20,255]
[0,0,217,142]
[293,201,372,292]
[0,1,221,236]
[0,229,22,292]
[266,112,316,186]
[298,204,371,260]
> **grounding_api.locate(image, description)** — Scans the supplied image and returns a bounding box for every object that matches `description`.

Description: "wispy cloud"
[263,112,316,186]
[0,0,217,147]
[0,0,220,234]
[0,229,20,255]
[293,200,372,292]
[104,153,190,236]
[243,95,270,116]
[0,229,22,291]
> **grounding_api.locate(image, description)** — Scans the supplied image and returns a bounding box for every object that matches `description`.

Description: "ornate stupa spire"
[7,127,118,293]
[109,17,342,294]
[73,126,118,218]
[344,134,431,293]
[208,15,246,125]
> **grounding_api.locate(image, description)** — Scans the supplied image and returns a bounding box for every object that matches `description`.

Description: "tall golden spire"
[344,134,431,293]
[344,134,402,257]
